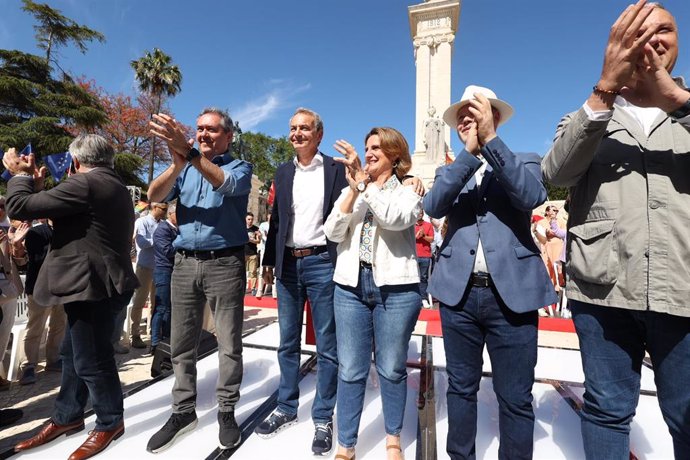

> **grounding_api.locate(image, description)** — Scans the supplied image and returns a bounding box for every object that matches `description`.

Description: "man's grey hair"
[69,134,115,168]
[198,107,234,133]
[167,201,176,214]
[292,107,324,133]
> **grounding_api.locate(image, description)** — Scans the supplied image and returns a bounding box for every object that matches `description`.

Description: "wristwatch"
[356,181,368,192]
[186,148,201,162]
[668,97,690,119]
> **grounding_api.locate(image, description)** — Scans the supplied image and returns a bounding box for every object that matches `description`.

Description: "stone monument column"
[408,0,461,183]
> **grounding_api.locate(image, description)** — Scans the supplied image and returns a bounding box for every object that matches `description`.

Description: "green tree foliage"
[0,49,106,159]
[237,132,295,190]
[0,2,107,186]
[21,0,105,69]
[130,48,182,184]
[114,152,146,188]
[545,181,569,201]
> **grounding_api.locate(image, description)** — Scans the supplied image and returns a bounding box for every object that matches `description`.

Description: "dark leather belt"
[177,246,243,260]
[288,246,327,258]
[469,272,493,288]
[359,261,372,269]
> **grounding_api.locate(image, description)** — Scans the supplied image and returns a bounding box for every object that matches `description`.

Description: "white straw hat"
[442,85,514,128]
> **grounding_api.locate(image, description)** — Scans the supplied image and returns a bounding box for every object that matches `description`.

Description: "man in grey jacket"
[542,1,690,458]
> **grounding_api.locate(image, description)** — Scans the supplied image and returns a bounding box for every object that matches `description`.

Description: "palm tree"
[131,48,182,184]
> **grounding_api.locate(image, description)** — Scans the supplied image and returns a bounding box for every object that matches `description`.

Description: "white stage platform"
[11,324,674,459]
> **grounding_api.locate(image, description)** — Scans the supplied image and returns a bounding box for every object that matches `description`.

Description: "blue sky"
[2,0,689,161]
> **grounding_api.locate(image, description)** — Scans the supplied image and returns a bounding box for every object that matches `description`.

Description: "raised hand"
[467,93,497,148]
[2,148,36,176]
[333,139,365,183]
[150,113,193,159]
[621,44,690,112]
[597,0,657,93]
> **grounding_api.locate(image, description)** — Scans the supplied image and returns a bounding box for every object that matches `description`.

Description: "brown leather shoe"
[68,423,124,460]
[15,418,85,451]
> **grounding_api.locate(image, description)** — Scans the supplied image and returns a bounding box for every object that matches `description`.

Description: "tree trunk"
[147,94,162,185]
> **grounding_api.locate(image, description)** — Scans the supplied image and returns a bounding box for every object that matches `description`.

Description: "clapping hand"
[2,148,36,176]
[150,114,193,165]
[334,140,369,189]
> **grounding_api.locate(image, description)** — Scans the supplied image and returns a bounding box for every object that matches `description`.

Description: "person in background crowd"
[325,127,421,460]
[6,134,138,460]
[150,202,177,357]
[542,2,690,457]
[256,212,275,299]
[15,218,66,385]
[424,85,556,459]
[245,212,261,296]
[146,107,251,453]
[414,210,435,309]
[129,202,167,349]
[0,211,24,389]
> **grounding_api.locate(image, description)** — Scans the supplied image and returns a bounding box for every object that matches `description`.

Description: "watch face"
[357,182,366,192]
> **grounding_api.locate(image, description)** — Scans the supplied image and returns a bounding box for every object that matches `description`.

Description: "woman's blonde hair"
[364,127,412,179]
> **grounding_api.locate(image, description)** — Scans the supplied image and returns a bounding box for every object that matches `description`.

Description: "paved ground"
[0,305,278,458]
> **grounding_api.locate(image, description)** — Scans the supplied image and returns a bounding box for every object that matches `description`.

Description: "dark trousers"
[417,257,431,302]
[53,291,131,430]
[571,300,690,460]
[441,284,538,460]
[170,252,245,413]
[151,269,172,347]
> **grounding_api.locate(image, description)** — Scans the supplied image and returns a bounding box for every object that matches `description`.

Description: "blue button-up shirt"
[134,214,159,269]
[165,152,253,250]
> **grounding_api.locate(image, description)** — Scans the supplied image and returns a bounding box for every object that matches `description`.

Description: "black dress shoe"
[15,418,85,451]
[68,423,124,460]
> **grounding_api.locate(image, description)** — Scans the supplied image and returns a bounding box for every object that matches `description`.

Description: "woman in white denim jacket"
[324,127,421,460]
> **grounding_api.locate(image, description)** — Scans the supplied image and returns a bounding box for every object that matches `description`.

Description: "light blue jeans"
[334,266,420,448]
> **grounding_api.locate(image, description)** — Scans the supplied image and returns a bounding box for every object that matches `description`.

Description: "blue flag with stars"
[1,144,32,181]
[44,152,72,182]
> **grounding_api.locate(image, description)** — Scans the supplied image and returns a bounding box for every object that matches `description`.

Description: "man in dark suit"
[424,86,556,459]
[258,107,347,456]
[4,134,138,460]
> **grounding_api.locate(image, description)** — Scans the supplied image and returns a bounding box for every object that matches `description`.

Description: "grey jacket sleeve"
[541,108,611,188]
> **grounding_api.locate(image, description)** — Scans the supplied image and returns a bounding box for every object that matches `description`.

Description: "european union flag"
[1,143,32,182]
[44,151,72,182]
[19,144,32,156]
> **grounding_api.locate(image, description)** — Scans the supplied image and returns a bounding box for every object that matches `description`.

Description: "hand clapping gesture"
[333,140,369,190]
[149,113,194,166]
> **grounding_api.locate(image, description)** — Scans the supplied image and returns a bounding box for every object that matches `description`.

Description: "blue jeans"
[170,251,245,413]
[54,291,131,430]
[440,285,538,460]
[275,251,338,423]
[334,266,421,448]
[417,257,431,302]
[151,269,172,347]
[571,300,690,460]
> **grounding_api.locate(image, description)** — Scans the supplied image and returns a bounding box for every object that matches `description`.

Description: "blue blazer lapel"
[284,161,296,214]
[322,154,337,220]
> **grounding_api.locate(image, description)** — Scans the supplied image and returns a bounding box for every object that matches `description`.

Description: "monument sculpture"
[423,106,445,164]
[408,0,461,183]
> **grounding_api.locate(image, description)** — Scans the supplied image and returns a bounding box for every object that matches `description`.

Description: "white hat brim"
[442,98,514,128]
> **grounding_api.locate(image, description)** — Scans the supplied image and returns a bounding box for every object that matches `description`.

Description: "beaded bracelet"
[592,85,621,96]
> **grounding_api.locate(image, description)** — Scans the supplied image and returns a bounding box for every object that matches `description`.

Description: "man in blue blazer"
[259,107,347,456]
[423,86,556,460]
